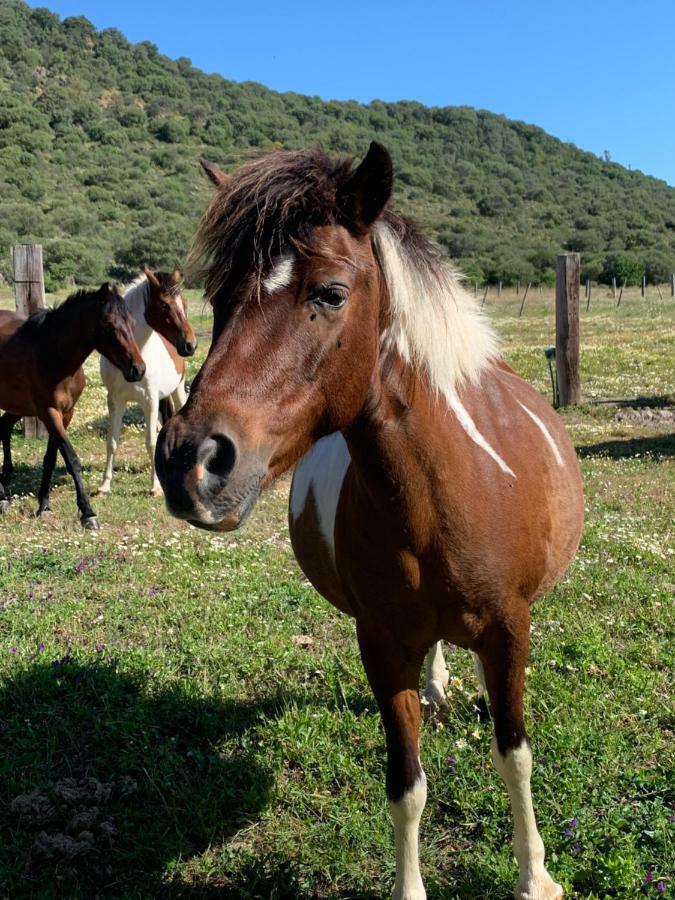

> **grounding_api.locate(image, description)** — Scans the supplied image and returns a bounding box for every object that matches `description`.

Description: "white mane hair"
[373,221,498,398]
[122,272,150,315]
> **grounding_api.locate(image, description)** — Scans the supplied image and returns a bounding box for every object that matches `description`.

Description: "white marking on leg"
[290,433,350,561]
[492,739,563,900]
[447,394,516,478]
[390,773,427,900]
[517,401,563,466]
[422,642,448,709]
[263,255,294,295]
[473,653,488,700]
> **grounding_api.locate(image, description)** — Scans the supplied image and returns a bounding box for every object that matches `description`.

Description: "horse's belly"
[289,433,353,614]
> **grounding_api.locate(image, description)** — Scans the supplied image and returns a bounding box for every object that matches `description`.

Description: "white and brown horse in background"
[98,268,196,497]
[156,144,584,900]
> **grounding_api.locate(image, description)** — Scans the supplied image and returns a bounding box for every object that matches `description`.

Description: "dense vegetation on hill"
[1,0,674,290]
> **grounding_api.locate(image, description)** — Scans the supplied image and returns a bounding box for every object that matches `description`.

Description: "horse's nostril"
[199,434,237,483]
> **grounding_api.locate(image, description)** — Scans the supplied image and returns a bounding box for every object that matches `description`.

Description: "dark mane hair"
[24,285,124,333]
[188,146,439,305]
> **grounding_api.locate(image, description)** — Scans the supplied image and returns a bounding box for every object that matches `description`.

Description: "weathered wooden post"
[617,279,626,308]
[481,285,488,308]
[612,277,616,298]
[518,281,531,317]
[498,280,502,297]
[12,244,48,438]
[641,275,646,297]
[585,280,592,312]
[556,253,581,406]
[671,273,674,297]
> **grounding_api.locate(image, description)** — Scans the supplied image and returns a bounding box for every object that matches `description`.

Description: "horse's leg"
[171,378,187,413]
[479,615,563,900]
[0,413,19,483]
[421,641,448,711]
[37,437,59,516]
[358,623,427,900]
[143,395,162,496]
[98,395,124,496]
[42,408,99,529]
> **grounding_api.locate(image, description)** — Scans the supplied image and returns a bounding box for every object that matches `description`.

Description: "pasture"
[0,285,672,899]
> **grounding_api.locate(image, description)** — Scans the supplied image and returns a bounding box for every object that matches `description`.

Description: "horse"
[98,267,196,497]
[0,283,146,529]
[155,144,584,900]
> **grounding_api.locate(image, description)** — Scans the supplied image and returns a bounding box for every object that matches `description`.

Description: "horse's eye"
[313,286,349,309]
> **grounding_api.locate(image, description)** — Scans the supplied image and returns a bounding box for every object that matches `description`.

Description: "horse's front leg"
[421,641,449,712]
[358,623,427,900]
[142,395,162,496]
[42,407,99,529]
[98,395,124,496]
[479,612,563,900]
[36,436,58,516]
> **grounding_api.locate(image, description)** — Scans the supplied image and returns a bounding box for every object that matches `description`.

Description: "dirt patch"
[612,406,675,426]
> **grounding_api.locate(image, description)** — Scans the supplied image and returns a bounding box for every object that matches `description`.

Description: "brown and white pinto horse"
[156,144,584,899]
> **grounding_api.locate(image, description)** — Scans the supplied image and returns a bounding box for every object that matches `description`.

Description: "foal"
[0,283,145,528]
[98,268,196,497]
[156,145,584,899]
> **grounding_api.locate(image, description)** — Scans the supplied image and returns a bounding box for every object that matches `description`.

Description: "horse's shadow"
[0,661,277,897]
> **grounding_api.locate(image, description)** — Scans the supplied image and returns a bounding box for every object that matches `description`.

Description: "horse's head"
[156,143,393,530]
[96,283,146,383]
[143,267,197,357]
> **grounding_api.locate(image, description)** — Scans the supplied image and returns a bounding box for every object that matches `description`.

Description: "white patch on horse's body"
[492,740,563,900]
[390,773,427,900]
[99,275,187,494]
[290,432,350,561]
[263,255,294,295]
[422,642,448,709]
[374,221,498,396]
[447,394,517,478]
[517,401,564,466]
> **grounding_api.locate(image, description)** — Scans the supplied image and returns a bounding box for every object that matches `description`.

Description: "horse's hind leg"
[98,396,124,496]
[142,396,162,496]
[358,623,427,900]
[479,613,563,900]
[37,437,58,516]
[421,641,448,712]
[0,413,19,484]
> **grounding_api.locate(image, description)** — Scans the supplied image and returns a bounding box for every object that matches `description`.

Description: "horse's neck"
[48,297,98,374]
[125,281,154,347]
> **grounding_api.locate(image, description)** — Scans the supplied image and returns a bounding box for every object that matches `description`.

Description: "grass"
[0,284,673,899]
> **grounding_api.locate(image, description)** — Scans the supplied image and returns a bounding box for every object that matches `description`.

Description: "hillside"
[1,0,674,290]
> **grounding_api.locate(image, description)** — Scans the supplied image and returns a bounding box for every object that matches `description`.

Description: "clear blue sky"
[30,0,675,186]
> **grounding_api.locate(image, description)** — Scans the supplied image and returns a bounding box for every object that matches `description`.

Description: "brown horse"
[156,144,584,900]
[0,283,146,528]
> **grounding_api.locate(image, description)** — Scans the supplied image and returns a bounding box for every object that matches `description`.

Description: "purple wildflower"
[37,643,45,652]
[645,871,654,884]
[571,843,581,855]
[568,817,578,828]
[656,882,666,895]
[9,647,17,654]
[95,644,105,653]
[446,755,456,771]
[563,828,574,838]
[147,585,159,596]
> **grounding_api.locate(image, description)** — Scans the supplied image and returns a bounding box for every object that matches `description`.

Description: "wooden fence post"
[641,275,646,297]
[612,277,616,298]
[671,273,674,297]
[518,281,531,317]
[12,244,48,438]
[556,254,581,406]
[498,280,502,297]
[585,280,592,312]
[617,279,626,307]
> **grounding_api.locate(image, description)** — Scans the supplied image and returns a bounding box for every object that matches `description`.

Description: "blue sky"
[30,0,675,186]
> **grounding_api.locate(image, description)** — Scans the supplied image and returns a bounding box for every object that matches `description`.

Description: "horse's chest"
[101,334,181,401]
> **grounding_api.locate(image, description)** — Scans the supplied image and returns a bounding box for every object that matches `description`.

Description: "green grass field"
[0,285,673,899]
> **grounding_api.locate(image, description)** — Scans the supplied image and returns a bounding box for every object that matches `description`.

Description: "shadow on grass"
[592,394,673,409]
[0,661,277,897]
[577,433,675,460]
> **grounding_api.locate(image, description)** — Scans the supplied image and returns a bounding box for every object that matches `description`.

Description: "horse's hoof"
[0,500,9,513]
[150,487,163,498]
[36,507,52,518]
[82,515,100,530]
[95,488,110,497]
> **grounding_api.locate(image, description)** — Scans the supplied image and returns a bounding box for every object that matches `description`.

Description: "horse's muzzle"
[155,418,262,531]
[177,336,197,357]
[125,362,146,383]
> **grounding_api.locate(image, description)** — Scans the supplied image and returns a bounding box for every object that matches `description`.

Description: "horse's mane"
[190,146,497,393]
[24,286,125,333]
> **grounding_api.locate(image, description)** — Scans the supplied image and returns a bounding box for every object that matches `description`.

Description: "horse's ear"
[98,282,110,302]
[338,141,393,233]
[143,265,161,288]
[199,158,230,188]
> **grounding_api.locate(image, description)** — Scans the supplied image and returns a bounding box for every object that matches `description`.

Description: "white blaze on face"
[290,432,351,561]
[517,400,564,466]
[263,255,295,295]
[447,393,517,478]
